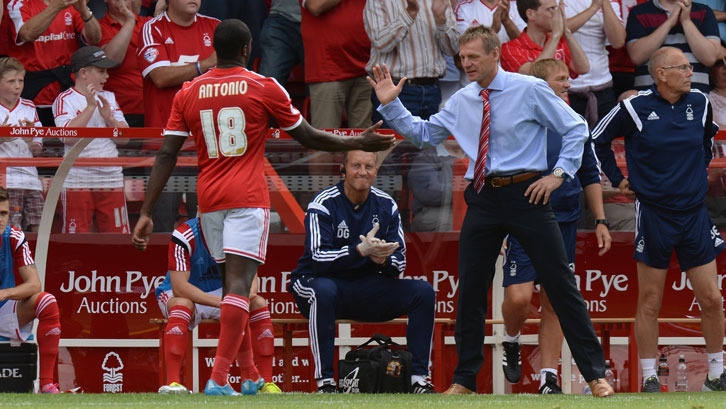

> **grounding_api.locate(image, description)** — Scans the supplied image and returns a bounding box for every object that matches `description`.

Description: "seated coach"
[289,150,436,394]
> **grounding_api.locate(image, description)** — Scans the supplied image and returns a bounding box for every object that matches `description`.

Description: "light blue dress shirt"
[378,68,588,180]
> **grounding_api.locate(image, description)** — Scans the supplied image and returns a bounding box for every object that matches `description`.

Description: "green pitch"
[0,392,723,409]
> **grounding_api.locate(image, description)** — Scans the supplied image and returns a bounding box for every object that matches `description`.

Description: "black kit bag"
[337,334,412,393]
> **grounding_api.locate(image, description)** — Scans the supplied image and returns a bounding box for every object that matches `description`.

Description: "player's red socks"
[210,294,249,386]
[236,322,260,381]
[250,306,274,382]
[35,293,60,387]
[164,305,192,384]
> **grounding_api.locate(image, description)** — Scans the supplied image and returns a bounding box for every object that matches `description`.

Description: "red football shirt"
[500,29,577,78]
[167,222,195,272]
[7,0,86,106]
[299,0,370,83]
[164,67,303,212]
[98,14,152,115]
[137,12,219,127]
[2,226,34,269]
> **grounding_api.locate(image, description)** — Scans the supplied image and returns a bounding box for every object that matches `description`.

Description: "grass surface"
[0,392,723,409]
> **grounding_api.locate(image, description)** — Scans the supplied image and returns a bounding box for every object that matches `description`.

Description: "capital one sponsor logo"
[35,31,76,43]
[102,352,124,393]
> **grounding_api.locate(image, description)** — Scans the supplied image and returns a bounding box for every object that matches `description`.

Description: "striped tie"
[473,89,490,193]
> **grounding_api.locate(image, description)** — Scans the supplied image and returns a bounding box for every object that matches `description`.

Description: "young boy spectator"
[501,0,590,76]
[155,217,280,394]
[0,57,44,232]
[7,0,101,126]
[52,46,129,234]
[0,186,62,393]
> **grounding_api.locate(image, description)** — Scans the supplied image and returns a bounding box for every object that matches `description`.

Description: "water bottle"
[674,354,688,392]
[657,353,669,392]
[604,360,615,389]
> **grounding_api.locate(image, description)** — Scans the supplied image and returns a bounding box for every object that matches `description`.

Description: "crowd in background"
[0,0,725,234]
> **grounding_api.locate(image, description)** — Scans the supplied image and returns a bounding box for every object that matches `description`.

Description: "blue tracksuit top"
[155,218,222,298]
[592,86,718,212]
[0,227,14,310]
[292,182,406,279]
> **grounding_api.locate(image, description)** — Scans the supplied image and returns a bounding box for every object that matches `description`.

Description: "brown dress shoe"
[442,383,474,394]
[588,378,614,397]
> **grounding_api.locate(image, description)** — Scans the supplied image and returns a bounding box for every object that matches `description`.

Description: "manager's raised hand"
[367,64,408,106]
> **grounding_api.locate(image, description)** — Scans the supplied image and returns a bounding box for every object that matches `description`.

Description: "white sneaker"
[158,382,190,394]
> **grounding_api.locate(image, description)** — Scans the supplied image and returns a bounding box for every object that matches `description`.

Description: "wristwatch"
[82,8,93,22]
[553,167,567,179]
[595,219,610,228]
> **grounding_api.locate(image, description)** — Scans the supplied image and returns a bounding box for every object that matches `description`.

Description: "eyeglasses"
[660,64,693,72]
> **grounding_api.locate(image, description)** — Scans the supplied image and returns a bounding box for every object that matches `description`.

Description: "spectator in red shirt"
[301,0,371,129]
[500,0,589,76]
[136,0,219,232]
[98,0,152,127]
[136,0,217,129]
[301,0,372,177]
[7,0,101,126]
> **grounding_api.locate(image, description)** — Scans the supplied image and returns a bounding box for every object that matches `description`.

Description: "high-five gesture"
[367,64,407,106]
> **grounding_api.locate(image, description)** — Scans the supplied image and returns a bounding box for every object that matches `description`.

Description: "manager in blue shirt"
[368,24,612,397]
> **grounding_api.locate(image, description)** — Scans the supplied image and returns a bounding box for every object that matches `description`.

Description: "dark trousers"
[258,14,303,87]
[611,71,635,101]
[152,192,198,233]
[291,274,436,381]
[452,179,605,391]
[37,107,55,127]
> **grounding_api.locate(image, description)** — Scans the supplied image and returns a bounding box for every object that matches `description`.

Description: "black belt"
[395,77,439,86]
[484,171,541,188]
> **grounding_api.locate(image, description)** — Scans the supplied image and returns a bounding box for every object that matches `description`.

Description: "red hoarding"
[27,231,726,393]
